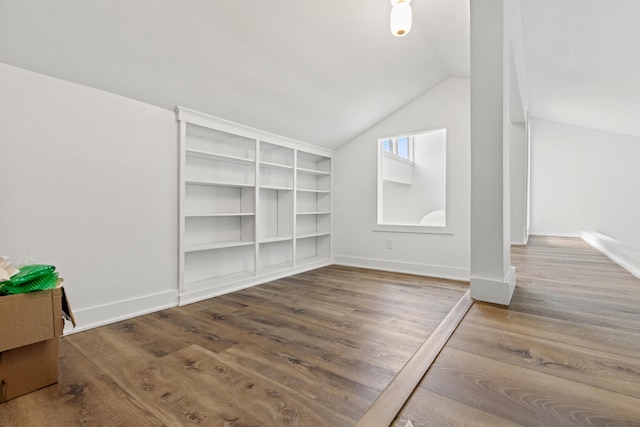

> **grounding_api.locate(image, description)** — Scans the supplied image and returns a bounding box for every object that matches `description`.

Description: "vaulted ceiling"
[0,0,469,149]
[521,0,640,139]
[0,0,638,149]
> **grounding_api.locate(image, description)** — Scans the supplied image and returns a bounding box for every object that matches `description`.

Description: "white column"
[469,0,516,305]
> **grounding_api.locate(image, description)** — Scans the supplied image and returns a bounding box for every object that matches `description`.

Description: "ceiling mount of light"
[390,0,412,37]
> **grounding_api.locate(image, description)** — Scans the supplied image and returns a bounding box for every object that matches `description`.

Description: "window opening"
[376,129,447,231]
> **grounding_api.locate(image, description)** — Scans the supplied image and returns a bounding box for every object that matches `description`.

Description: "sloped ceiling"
[0,0,469,149]
[4,1,634,147]
[522,0,640,138]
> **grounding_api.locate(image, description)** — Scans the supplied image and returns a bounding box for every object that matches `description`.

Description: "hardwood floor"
[394,236,640,427]
[4,237,639,426]
[0,265,468,426]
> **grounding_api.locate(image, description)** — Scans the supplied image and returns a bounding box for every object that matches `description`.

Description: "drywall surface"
[0,62,178,331]
[530,119,640,249]
[333,77,470,280]
[510,123,528,244]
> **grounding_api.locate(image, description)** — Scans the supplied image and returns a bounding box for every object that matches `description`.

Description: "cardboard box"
[0,285,74,402]
[0,339,60,402]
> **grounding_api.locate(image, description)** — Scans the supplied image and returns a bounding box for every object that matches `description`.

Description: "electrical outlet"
[386,240,393,249]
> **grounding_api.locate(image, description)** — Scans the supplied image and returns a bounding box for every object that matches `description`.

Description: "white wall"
[530,118,640,249]
[0,62,178,332]
[333,77,470,280]
[510,122,528,244]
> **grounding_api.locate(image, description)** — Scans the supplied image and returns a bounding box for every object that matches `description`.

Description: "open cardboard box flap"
[59,282,76,328]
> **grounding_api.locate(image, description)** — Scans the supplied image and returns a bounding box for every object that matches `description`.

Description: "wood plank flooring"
[4,236,639,426]
[0,265,468,426]
[394,236,640,427]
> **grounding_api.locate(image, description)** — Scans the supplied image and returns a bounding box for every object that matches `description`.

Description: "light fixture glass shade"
[390,1,412,37]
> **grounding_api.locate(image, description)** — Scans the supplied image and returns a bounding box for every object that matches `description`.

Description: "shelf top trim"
[176,106,333,157]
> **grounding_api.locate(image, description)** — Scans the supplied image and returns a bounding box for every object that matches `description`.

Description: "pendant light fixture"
[390,0,412,37]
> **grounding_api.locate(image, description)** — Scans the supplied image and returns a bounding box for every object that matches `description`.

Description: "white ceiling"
[521,0,640,138]
[1,1,638,148]
[0,0,469,149]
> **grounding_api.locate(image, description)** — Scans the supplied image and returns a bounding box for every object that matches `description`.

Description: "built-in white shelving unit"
[177,107,332,304]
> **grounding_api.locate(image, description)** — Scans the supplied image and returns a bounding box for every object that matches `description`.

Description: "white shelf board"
[186,180,255,188]
[259,236,293,244]
[297,167,331,176]
[260,161,293,170]
[296,211,330,215]
[296,232,331,239]
[186,212,255,217]
[260,185,294,191]
[186,149,255,165]
[185,240,255,252]
[296,188,331,193]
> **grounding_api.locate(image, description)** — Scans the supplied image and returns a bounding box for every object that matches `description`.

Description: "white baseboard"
[470,266,516,306]
[333,255,470,282]
[581,231,640,279]
[62,261,334,334]
[64,289,179,335]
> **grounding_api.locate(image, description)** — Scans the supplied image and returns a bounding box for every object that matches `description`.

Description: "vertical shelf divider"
[178,119,187,297]
[292,149,298,266]
[254,139,261,277]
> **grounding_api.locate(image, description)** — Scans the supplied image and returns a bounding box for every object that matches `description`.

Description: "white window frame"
[373,130,452,235]
[381,136,414,163]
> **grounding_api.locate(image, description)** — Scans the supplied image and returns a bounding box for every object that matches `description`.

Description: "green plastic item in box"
[0,264,59,295]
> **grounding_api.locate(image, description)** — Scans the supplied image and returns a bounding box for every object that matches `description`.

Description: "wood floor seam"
[355,290,473,427]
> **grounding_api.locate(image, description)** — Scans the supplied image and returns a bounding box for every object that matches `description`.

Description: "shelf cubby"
[184,215,254,250]
[296,212,330,237]
[185,185,254,216]
[258,240,294,275]
[258,188,293,242]
[297,190,331,214]
[185,155,255,187]
[186,123,255,161]
[297,172,331,192]
[260,141,294,168]
[184,245,255,289]
[297,151,331,174]
[260,165,294,190]
[296,234,331,266]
